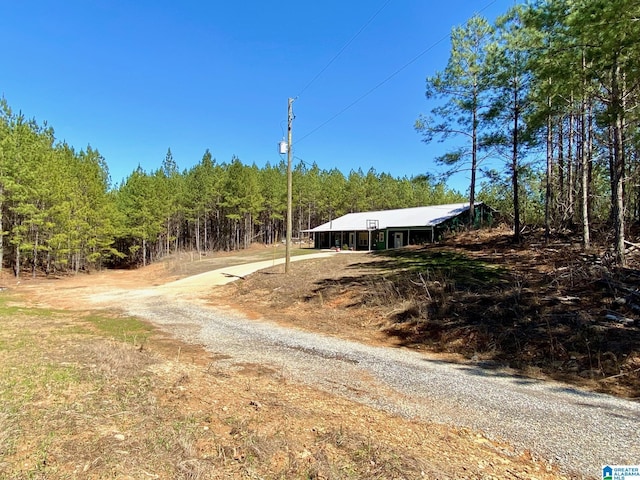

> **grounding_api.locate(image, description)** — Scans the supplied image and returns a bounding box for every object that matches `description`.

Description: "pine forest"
[2,0,640,275]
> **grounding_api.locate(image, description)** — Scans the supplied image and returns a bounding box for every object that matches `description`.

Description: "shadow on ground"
[308,233,640,397]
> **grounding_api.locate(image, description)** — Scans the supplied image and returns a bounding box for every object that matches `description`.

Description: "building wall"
[311,205,494,250]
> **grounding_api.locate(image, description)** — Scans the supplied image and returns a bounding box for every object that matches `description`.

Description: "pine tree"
[483,5,537,242]
[416,14,493,226]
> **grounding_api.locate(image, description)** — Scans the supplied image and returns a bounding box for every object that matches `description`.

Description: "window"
[358,232,368,247]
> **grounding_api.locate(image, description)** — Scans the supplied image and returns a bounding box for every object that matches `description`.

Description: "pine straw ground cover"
[0,295,564,479]
[215,227,640,399]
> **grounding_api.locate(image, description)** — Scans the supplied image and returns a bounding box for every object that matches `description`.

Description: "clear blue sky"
[1,1,515,191]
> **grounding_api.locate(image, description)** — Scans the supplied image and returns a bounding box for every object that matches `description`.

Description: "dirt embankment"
[213,228,640,399]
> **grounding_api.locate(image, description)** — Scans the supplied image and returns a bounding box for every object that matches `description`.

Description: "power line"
[294,155,316,169]
[297,36,448,144]
[295,0,393,99]
[296,0,500,144]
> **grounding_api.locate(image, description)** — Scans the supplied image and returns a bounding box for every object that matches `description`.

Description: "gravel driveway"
[90,265,640,480]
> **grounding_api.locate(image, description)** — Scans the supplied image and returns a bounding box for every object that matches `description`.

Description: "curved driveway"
[90,256,640,479]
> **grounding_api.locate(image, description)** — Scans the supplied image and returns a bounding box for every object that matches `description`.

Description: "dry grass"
[0,292,566,479]
[216,227,640,398]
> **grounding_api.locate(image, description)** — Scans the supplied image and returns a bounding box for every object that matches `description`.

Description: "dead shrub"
[176,459,210,480]
[82,339,156,380]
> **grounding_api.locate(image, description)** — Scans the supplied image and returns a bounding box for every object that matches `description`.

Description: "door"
[348,232,356,249]
[393,232,403,248]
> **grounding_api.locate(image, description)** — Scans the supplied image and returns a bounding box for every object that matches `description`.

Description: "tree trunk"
[470,100,478,229]
[558,119,565,216]
[204,212,209,251]
[32,228,38,278]
[567,107,575,224]
[195,216,200,254]
[581,55,591,249]
[611,62,626,266]
[545,101,553,241]
[587,109,594,223]
[512,86,521,243]
[143,237,147,267]
[15,243,20,278]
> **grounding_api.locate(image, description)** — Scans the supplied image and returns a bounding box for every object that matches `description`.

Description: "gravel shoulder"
[78,258,640,480]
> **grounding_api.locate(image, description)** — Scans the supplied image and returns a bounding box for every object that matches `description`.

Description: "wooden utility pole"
[285,98,294,273]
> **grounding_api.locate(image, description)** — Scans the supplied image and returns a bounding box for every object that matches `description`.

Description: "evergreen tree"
[567,0,640,265]
[483,5,537,242]
[116,167,164,266]
[416,14,493,226]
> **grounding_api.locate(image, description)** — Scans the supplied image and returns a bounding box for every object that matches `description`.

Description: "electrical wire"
[295,0,393,99]
[296,0,501,144]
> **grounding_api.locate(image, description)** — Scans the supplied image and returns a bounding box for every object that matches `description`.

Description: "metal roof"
[304,203,476,232]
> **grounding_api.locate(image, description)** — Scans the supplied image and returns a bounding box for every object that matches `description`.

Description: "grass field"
[0,289,563,479]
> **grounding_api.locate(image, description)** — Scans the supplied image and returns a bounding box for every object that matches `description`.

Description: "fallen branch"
[542,295,581,304]
[222,272,246,280]
[601,367,640,381]
[410,272,432,300]
[604,311,636,325]
[624,240,640,250]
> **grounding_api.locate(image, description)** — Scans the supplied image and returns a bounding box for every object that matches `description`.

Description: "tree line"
[0,98,462,275]
[4,0,638,275]
[417,0,640,265]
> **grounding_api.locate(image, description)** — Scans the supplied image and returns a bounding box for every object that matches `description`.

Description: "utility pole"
[285,97,294,274]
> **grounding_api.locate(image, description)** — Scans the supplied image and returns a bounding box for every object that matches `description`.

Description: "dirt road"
[68,259,640,479]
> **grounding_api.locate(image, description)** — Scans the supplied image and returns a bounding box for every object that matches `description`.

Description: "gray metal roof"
[305,203,476,232]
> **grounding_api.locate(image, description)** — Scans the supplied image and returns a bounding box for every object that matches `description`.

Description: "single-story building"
[303,202,493,251]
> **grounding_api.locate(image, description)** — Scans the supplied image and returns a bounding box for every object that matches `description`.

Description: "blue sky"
[1,1,515,191]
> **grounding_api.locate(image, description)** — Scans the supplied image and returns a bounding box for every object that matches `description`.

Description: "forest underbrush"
[219,226,640,398]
